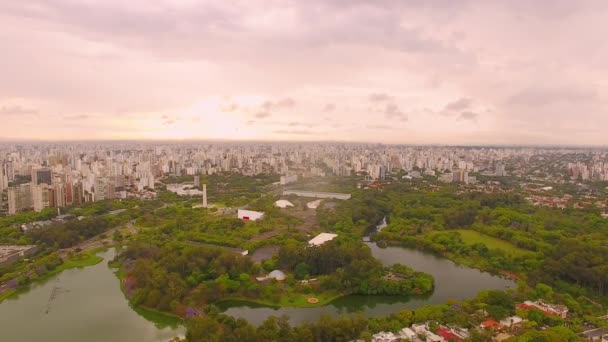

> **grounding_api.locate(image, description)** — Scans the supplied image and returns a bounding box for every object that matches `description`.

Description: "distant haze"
[1,1,607,145]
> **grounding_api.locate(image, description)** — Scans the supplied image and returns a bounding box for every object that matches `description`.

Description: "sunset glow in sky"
[1,1,607,145]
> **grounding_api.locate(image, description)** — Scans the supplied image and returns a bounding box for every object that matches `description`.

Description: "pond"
[0,249,185,342]
[0,230,515,336]
[249,245,280,263]
[221,240,515,325]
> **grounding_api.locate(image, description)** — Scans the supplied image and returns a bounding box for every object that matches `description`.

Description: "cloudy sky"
[1,0,607,145]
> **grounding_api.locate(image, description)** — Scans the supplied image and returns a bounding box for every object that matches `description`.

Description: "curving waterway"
[0,226,515,338]
[0,249,185,342]
[221,216,514,325]
[221,242,515,325]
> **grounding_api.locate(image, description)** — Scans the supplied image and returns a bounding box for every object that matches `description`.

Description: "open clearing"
[453,229,531,257]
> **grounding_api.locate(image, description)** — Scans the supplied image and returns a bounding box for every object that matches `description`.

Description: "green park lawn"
[453,229,530,257]
[221,290,344,309]
[59,252,104,270]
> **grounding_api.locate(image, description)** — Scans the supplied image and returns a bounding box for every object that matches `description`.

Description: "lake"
[220,242,515,325]
[0,236,515,338]
[0,249,185,342]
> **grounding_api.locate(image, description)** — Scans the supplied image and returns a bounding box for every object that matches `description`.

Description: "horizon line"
[0,137,607,149]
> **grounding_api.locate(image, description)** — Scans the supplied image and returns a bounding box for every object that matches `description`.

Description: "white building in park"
[282,190,351,200]
[237,209,264,221]
[280,174,298,185]
[256,270,287,282]
[307,199,322,209]
[308,232,338,246]
[274,199,294,208]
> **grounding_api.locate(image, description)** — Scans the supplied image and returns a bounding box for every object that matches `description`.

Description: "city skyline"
[2,1,608,145]
[1,138,608,149]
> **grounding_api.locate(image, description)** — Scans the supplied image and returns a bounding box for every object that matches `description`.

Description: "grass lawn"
[453,229,530,257]
[58,252,104,270]
[279,291,343,307]
[133,305,184,328]
[211,202,227,209]
[220,290,345,308]
[0,289,16,302]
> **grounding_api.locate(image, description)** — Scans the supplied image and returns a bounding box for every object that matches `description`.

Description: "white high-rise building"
[202,184,208,208]
[32,184,51,213]
[496,163,506,177]
[8,184,33,215]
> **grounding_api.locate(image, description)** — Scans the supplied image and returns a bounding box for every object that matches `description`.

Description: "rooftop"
[274,199,294,208]
[308,232,338,246]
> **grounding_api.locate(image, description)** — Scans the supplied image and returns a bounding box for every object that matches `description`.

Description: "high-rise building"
[72,182,84,205]
[2,161,15,183]
[54,183,67,208]
[194,175,201,187]
[65,179,73,205]
[0,167,5,194]
[33,168,53,185]
[32,184,51,213]
[8,184,33,215]
[94,177,107,201]
[202,184,208,208]
[496,163,506,177]
[452,169,469,183]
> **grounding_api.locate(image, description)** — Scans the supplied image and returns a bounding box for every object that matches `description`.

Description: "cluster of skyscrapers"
[567,161,608,181]
[1,142,607,216]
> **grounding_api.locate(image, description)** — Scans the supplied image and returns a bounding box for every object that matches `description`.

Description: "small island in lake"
[115,234,434,315]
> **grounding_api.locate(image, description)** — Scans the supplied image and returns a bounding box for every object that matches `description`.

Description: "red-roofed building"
[479,319,501,330]
[437,327,462,341]
[517,301,568,319]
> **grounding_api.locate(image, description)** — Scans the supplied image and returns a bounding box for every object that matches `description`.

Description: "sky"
[1,0,607,145]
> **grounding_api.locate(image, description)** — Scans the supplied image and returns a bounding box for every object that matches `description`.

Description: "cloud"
[287,121,315,128]
[366,124,394,130]
[2,1,608,145]
[506,86,597,107]
[369,93,392,102]
[1,1,453,62]
[276,97,296,108]
[443,98,472,112]
[221,103,239,112]
[273,129,315,135]
[0,105,38,116]
[262,98,296,111]
[254,111,271,119]
[253,97,296,119]
[384,103,408,122]
[64,114,89,120]
[161,115,179,125]
[457,111,479,121]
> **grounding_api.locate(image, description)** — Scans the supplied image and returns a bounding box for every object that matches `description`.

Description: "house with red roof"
[517,301,568,319]
[437,327,462,341]
[479,319,501,330]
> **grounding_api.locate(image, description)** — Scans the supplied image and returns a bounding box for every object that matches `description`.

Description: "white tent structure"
[308,233,338,246]
[307,199,322,209]
[237,209,264,221]
[274,199,294,208]
[256,270,287,282]
[268,270,287,281]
